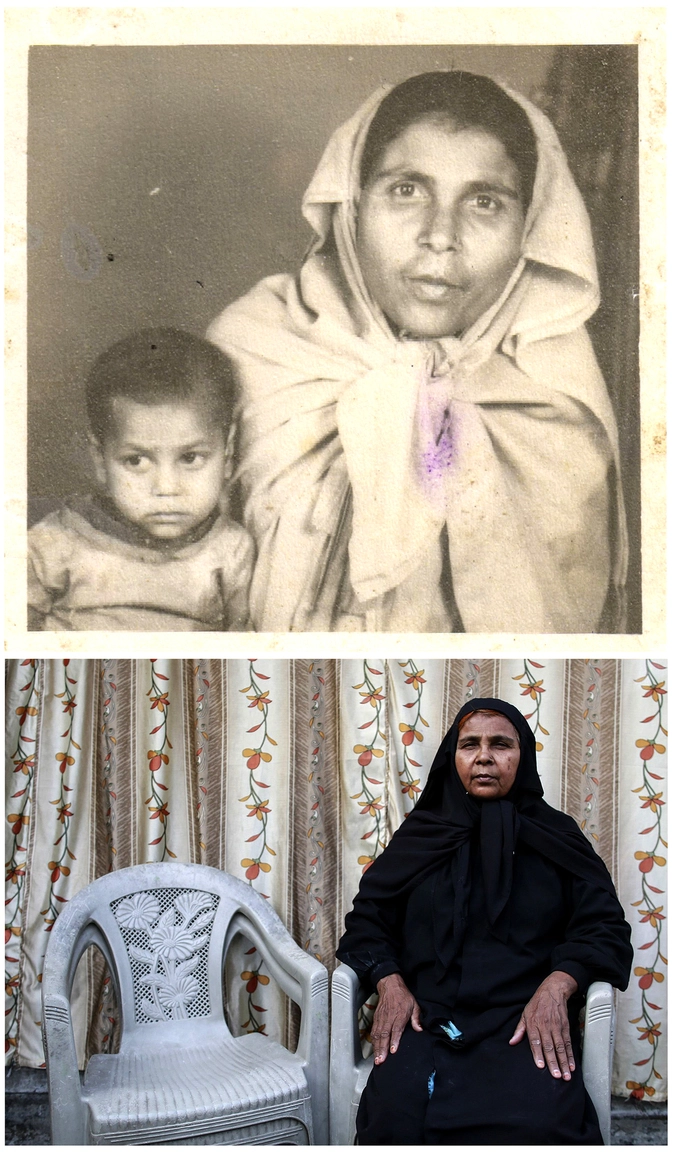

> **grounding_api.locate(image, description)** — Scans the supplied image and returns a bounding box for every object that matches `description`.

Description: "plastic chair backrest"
[109,882,233,1046]
[45,864,281,1052]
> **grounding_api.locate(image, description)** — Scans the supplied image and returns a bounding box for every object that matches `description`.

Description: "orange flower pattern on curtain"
[512,659,549,751]
[237,659,278,1035]
[43,660,80,931]
[396,660,428,807]
[145,659,175,860]
[5,660,40,1058]
[626,660,667,1099]
[350,661,387,875]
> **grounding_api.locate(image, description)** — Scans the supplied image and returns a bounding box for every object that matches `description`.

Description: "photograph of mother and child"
[26,45,640,634]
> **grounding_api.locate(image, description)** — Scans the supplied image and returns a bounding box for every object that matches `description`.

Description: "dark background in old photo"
[27,44,640,630]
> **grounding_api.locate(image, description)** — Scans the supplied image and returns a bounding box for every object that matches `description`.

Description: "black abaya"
[350,840,630,1144]
[356,1021,601,1145]
[336,698,633,1146]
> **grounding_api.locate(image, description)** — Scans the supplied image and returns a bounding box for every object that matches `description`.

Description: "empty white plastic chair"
[330,963,615,1145]
[41,863,329,1145]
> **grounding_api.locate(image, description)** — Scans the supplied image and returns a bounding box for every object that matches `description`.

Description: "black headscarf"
[338,698,617,974]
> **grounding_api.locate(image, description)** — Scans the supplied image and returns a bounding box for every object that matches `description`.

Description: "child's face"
[356,118,526,339]
[94,398,229,539]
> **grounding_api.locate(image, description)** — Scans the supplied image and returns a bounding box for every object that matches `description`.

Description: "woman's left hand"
[508,970,579,1080]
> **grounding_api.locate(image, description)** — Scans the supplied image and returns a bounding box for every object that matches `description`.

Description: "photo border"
[4,5,667,657]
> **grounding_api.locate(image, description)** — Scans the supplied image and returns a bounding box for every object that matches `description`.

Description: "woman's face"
[455,712,521,799]
[356,117,527,339]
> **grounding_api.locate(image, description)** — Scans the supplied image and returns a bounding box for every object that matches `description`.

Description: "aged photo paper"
[4,5,666,657]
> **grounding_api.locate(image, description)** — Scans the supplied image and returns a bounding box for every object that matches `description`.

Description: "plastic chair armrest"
[331,963,370,1068]
[42,992,88,1144]
[581,980,615,1146]
[42,908,118,1006]
[42,904,119,1144]
[330,963,373,1144]
[227,909,329,1143]
[227,909,326,1012]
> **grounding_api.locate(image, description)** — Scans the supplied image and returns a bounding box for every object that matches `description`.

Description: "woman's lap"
[356,1025,434,1144]
[356,1024,603,1145]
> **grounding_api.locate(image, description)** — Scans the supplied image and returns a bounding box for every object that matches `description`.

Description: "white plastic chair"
[41,863,329,1145]
[330,964,615,1145]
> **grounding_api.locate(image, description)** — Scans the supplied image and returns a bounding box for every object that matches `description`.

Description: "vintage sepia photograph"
[3,6,665,655]
[21,37,644,637]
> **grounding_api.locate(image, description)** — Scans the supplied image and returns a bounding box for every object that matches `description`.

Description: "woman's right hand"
[372,972,423,1064]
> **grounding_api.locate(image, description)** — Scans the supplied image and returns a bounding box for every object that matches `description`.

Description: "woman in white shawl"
[208,70,627,633]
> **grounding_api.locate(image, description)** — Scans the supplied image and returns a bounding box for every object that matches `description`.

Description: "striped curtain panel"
[5,658,667,1100]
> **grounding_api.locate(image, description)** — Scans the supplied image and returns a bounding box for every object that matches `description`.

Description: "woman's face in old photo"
[356,117,526,339]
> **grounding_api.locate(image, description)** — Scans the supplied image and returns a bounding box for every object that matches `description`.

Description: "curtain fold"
[5,658,667,1100]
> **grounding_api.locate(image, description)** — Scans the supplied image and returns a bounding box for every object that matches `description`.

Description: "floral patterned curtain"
[5,658,667,1100]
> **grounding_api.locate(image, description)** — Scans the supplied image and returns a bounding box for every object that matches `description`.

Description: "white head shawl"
[209,73,628,633]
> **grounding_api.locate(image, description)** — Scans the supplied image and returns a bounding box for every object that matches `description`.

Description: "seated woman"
[208,70,628,633]
[336,698,632,1145]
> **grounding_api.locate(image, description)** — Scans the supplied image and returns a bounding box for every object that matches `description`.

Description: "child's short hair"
[85,327,237,443]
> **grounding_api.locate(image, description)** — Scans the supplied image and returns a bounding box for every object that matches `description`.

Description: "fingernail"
[564,1073,571,1080]
[554,1071,561,1078]
[537,1061,545,1068]
[390,1046,397,1053]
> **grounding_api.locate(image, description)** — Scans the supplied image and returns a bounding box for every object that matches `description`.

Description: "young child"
[28,328,254,631]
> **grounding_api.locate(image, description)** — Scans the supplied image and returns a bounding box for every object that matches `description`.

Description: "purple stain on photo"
[414,356,459,503]
[422,405,455,476]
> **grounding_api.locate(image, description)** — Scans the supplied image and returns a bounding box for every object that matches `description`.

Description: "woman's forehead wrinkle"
[370,129,520,188]
[464,179,520,199]
[369,165,430,184]
[459,731,519,742]
[458,713,521,739]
